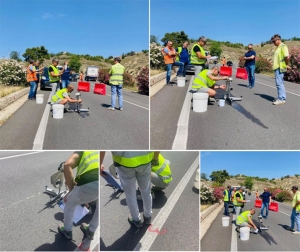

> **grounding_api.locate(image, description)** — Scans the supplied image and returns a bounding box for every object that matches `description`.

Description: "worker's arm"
[294,194,300,209]
[100,151,105,176]
[196,51,210,59]
[50,70,62,77]
[151,151,160,166]
[207,72,228,81]
[64,152,81,193]
[244,55,255,60]
[64,94,82,103]
[247,215,257,229]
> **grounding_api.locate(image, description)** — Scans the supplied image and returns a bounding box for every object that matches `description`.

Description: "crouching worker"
[192,66,228,97]
[51,84,82,111]
[236,208,259,234]
[58,151,99,241]
[137,154,172,201]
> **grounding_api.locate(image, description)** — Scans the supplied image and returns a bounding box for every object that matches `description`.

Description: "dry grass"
[0,85,25,98]
[201,204,211,211]
[150,69,164,76]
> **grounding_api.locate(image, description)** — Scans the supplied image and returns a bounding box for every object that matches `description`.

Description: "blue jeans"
[260,202,269,218]
[28,81,36,99]
[111,85,123,108]
[245,65,255,88]
[166,64,173,84]
[274,68,286,101]
[290,208,300,232]
[61,79,70,89]
[182,62,188,77]
[224,201,229,215]
[174,61,184,76]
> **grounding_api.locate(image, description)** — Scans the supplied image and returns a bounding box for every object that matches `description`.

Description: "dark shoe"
[80,223,94,240]
[286,227,295,232]
[143,214,152,225]
[128,217,143,228]
[58,224,73,240]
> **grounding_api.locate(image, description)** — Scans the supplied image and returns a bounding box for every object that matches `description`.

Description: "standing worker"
[190,36,211,77]
[58,151,99,241]
[49,58,64,94]
[107,57,125,111]
[287,186,300,234]
[175,41,190,77]
[61,61,71,89]
[271,34,290,105]
[244,44,256,89]
[101,151,159,228]
[33,60,44,99]
[26,59,40,100]
[223,186,231,216]
[255,190,259,200]
[221,57,226,66]
[233,187,248,216]
[259,187,272,219]
[231,187,237,214]
[236,208,259,233]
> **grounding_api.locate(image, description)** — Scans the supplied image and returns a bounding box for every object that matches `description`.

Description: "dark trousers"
[224,201,229,215]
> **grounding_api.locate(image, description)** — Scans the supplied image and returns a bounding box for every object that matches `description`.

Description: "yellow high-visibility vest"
[151,154,172,184]
[112,152,154,168]
[109,63,125,85]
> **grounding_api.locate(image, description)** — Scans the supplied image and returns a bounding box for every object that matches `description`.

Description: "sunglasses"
[272,39,279,43]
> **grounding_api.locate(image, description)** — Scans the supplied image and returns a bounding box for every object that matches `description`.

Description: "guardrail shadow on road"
[253,93,275,102]
[100,225,147,251]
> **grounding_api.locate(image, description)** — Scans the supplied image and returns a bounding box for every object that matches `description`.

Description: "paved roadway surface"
[0,151,99,251]
[0,81,149,150]
[100,151,199,251]
[201,193,300,251]
[150,65,300,150]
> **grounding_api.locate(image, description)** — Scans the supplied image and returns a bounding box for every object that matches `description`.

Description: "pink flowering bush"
[213,187,224,201]
[98,68,110,84]
[276,190,293,202]
[284,47,300,83]
[137,65,149,95]
[272,189,282,199]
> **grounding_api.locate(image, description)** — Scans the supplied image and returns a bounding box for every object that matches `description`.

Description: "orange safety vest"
[26,65,37,82]
[162,47,176,64]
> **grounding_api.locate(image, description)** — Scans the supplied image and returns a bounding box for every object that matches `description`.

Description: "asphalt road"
[201,193,300,251]
[0,81,149,150]
[150,65,300,150]
[0,151,99,251]
[100,151,199,251]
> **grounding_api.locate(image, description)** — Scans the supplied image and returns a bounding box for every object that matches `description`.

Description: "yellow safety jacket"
[190,44,206,65]
[51,88,68,103]
[276,43,288,72]
[224,190,229,202]
[109,63,125,85]
[293,191,300,213]
[112,152,154,168]
[236,210,251,225]
[75,151,99,186]
[48,64,60,83]
[233,191,244,206]
[192,69,215,89]
[152,154,172,184]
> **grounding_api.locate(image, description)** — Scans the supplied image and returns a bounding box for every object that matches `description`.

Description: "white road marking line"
[255,81,300,97]
[0,152,41,161]
[133,156,199,251]
[172,76,194,150]
[32,93,52,149]
[106,94,149,110]
[279,210,290,216]
[0,194,37,211]
[231,214,237,251]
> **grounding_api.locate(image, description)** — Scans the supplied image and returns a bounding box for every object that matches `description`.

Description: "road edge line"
[231,214,237,251]
[32,93,52,150]
[172,76,194,150]
[105,94,149,110]
[133,156,199,251]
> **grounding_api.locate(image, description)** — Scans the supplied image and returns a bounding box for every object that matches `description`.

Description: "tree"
[161,31,189,49]
[22,46,50,63]
[209,42,222,58]
[209,170,229,185]
[10,51,21,61]
[244,177,254,190]
[201,173,208,181]
[69,55,81,73]
[150,35,159,44]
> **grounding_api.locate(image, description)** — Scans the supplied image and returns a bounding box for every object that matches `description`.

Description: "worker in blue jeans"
[244,43,256,89]
[260,187,272,219]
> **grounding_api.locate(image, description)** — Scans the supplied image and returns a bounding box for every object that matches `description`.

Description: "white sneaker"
[273,99,285,105]
[292,231,300,234]
[107,107,115,111]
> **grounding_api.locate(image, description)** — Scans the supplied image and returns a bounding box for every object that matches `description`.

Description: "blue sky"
[0,0,149,59]
[151,0,300,45]
[200,151,300,179]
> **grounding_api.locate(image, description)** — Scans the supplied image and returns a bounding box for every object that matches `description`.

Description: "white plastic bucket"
[36,94,44,104]
[222,217,230,226]
[177,77,186,87]
[193,93,209,112]
[52,104,64,119]
[218,99,225,107]
[240,227,250,240]
[194,169,200,189]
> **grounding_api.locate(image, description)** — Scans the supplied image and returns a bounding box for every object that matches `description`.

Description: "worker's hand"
[223,76,229,80]
[78,99,82,103]
[220,85,226,89]
[287,65,291,70]
[151,159,159,166]
[100,164,107,177]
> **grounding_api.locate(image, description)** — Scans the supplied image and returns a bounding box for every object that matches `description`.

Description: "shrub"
[0,59,27,86]
[150,42,164,69]
[98,68,110,84]
[123,72,135,88]
[272,188,282,199]
[213,187,225,201]
[276,190,293,202]
[136,65,149,95]
[200,185,216,205]
[284,47,300,84]
[255,55,272,73]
